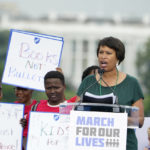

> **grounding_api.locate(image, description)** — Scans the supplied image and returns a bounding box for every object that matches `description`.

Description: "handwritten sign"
[27,112,70,150]
[2,29,64,91]
[68,111,127,150]
[0,102,24,150]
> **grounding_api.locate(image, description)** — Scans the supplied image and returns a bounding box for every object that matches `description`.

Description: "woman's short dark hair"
[96,36,125,64]
[82,65,99,81]
[44,71,65,85]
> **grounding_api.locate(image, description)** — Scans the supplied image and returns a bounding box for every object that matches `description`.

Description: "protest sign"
[69,111,127,150]
[2,29,64,91]
[136,117,150,150]
[0,102,24,150]
[27,112,70,150]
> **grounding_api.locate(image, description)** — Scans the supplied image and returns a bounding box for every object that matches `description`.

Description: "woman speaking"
[76,36,144,150]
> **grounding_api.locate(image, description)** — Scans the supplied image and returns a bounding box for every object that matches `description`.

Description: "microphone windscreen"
[98,68,105,74]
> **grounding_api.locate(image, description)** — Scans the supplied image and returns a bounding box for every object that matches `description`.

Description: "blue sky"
[1,0,150,18]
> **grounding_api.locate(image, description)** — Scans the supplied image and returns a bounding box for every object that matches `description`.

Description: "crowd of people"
[0,36,145,150]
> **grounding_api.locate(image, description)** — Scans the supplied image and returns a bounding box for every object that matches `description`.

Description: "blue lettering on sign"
[107,118,114,127]
[76,116,86,125]
[76,137,104,147]
[7,66,43,82]
[101,118,107,126]
[76,116,114,127]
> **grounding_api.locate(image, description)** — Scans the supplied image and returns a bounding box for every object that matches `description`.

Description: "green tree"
[0,30,10,77]
[136,38,150,94]
[136,38,150,116]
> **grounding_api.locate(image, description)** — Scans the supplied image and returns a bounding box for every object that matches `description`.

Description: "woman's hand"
[132,99,144,128]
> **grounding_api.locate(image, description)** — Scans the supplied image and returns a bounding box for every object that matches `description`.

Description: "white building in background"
[0,11,150,89]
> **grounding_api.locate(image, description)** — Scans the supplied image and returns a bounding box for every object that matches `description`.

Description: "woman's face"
[98,45,118,72]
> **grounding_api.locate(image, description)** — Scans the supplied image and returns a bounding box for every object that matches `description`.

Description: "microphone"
[75,70,102,111]
[98,68,105,76]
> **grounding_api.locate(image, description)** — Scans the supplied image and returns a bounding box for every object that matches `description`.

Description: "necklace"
[99,68,119,95]
[113,69,119,92]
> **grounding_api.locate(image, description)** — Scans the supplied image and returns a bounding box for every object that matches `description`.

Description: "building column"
[61,37,73,78]
[73,38,83,88]
[87,38,98,67]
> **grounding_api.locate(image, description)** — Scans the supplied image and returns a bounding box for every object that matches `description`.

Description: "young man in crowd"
[21,70,76,148]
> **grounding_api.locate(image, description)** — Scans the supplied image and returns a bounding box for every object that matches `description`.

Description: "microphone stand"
[76,69,106,106]
[76,77,101,110]
[74,70,104,110]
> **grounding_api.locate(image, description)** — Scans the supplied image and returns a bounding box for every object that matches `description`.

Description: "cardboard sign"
[2,29,64,91]
[0,102,24,150]
[136,117,150,150]
[69,111,127,150]
[27,112,70,150]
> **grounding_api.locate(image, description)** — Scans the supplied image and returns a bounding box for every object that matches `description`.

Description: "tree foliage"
[136,38,150,94]
[136,38,150,116]
[0,30,10,77]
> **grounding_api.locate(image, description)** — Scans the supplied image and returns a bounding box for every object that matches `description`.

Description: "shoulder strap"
[31,102,39,111]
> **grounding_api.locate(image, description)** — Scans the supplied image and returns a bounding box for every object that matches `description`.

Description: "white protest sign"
[2,29,64,91]
[69,111,127,150]
[136,117,150,150]
[27,112,70,150]
[0,102,24,150]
